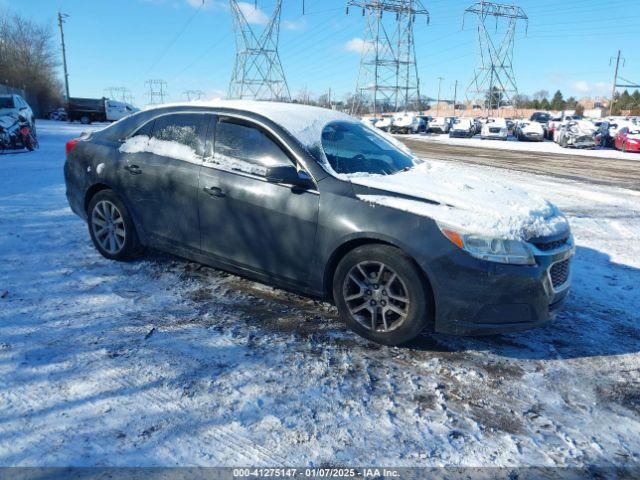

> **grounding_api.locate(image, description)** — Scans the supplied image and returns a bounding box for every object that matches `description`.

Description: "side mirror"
[265,165,312,188]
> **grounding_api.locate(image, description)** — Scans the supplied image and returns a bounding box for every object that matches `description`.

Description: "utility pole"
[610,50,622,115]
[57,12,71,103]
[436,76,443,116]
[452,79,458,115]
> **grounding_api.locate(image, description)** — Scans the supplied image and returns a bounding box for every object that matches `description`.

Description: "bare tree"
[0,10,62,114]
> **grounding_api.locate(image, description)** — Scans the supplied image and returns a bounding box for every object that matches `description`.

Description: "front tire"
[333,244,431,346]
[87,190,142,261]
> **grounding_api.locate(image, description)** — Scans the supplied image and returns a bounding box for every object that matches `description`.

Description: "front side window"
[211,120,291,175]
[321,121,418,175]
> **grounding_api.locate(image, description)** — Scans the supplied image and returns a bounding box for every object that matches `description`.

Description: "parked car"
[361,116,379,128]
[374,115,394,132]
[64,101,574,345]
[546,115,562,140]
[449,118,475,138]
[427,116,451,134]
[0,94,36,136]
[555,120,596,149]
[530,112,551,124]
[594,120,614,148]
[68,97,138,124]
[515,121,545,142]
[614,125,640,153]
[481,117,508,140]
[48,107,68,121]
[391,113,426,134]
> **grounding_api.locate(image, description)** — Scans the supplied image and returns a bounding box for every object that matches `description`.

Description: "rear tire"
[87,190,142,261]
[333,244,431,346]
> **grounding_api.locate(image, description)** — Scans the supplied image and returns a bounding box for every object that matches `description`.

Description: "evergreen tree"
[551,90,565,110]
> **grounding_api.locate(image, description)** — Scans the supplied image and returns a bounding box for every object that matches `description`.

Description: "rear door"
[197,115,320,286]
[118,112,209,252]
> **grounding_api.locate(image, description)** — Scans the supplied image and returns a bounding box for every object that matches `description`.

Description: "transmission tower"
[145,79,169,105]
[463,2,528,114]
[228,0,291,101]
[104,87,133,104]
[183,89,205,101]
[347,0,429,115]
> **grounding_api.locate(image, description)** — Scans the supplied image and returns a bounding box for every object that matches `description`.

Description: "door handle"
[124,164,142,175]
[203,186,225,198]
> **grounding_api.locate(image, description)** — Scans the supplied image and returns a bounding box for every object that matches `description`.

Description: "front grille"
[489,127,501,133]
[550,259,570,289]
[534,236,568,251]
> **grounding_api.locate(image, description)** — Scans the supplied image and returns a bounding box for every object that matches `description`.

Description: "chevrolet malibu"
[64,101,574,345]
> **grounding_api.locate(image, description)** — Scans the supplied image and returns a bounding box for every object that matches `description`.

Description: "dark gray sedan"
[64,101,574,345]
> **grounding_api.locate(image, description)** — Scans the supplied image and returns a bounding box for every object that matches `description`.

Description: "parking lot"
[1,121,639,468]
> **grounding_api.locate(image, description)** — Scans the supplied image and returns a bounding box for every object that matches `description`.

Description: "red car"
[614,125,640,153]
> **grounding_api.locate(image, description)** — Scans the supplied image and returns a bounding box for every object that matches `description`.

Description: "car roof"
[144,100,356,150]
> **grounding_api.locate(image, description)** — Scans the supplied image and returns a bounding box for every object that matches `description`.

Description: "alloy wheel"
[342,261,410,332]
[91,200,126,254]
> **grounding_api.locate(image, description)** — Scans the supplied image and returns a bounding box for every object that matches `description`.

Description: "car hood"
[351,161,568,240]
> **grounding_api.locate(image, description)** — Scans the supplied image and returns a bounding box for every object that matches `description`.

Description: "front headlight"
[437,224,535,265]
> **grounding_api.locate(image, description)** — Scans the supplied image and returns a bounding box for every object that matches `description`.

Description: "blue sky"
[5,0,639,106]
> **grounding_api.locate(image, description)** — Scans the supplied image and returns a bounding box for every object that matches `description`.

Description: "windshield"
[0,96,15,109]
[321,121,419,175]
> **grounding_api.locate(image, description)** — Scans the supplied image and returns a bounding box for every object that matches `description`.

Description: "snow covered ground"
[404,132,639,161]
[1,120,639,468]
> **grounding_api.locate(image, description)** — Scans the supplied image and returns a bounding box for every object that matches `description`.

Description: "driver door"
[197,115,320,287]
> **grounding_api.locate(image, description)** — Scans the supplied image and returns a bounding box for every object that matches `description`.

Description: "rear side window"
[211,119,291,175]
[152,113,208,156]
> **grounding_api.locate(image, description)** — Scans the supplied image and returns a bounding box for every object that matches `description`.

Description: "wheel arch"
[84,182,147,245]
[84,183,111,213]
[323,236,435,313]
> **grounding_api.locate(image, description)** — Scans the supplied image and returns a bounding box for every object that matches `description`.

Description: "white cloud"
[345,37,372,54]
[282,18,306,30]
[572,80,610,96]
[573,80,590,93]
[237,2,269,25]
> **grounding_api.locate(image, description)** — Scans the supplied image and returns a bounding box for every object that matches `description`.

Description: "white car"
[0,94,35,133]
[361,116,379,128]
[481,118,508,140]
[428,116,451,134]
[449,118,475,138]
[515,121,545,142]
[391,113,426,134]
[374,115,394,132]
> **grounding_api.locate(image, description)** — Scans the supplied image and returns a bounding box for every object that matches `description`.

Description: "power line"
[145,79,169,105]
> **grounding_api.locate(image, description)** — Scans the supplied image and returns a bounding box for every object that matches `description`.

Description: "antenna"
[464,1,528,115]
[228,0,291,101]
[347,0,430,115]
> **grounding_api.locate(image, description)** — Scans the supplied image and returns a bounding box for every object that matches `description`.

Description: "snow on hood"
[522,122,544,134]
[353,162,569,240]
[148,100,355,153]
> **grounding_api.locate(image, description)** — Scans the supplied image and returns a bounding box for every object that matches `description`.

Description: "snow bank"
[353,162,568,240]
[119,135,201,164]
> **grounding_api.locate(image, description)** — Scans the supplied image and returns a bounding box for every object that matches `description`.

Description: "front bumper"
[427,232,575,335]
